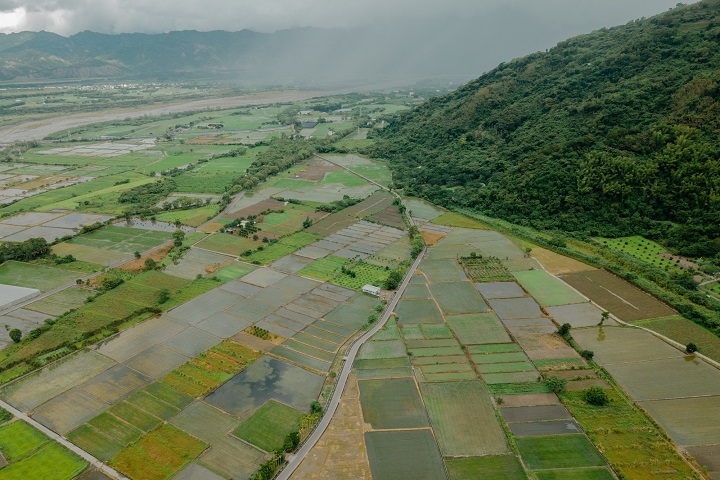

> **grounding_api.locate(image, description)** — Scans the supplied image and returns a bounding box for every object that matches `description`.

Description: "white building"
[362,285,381,296]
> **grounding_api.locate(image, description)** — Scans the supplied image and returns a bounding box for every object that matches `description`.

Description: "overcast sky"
[0,0,695,36]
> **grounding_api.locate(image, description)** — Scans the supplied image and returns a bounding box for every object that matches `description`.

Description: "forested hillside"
[374,0,720,256]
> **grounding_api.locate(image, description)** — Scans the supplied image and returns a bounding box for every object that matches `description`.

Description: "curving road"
[277,247,426,480]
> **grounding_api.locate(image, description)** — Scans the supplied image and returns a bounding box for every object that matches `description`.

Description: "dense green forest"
[373,0,720,257]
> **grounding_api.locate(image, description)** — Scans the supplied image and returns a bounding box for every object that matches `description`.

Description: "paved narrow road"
[277,247,426,480]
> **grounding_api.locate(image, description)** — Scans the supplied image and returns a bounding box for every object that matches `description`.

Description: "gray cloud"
[2,0,694,36]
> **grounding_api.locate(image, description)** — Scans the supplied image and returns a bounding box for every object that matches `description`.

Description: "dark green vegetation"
[375,1,720,258]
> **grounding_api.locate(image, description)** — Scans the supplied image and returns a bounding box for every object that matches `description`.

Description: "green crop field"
[534,468,615,480]
[0,442,87,480]
[446,313,511,345]
[246,232,320,264]
[110,424,207,480]
[512,270,586,306]
[365,430,446,480]
[446,455,526,480]
[429,281,488,314]
[297,256,345,281]
[67,424,124,461]
[331,261,389,291]
[87,412,144,446]
[0,421,49,461]
[195,233,260,256]
[24,287,94,316]
[515,435,605,470]
[560,388,697,480]
[163,340,261,397]
[359,378,429,429]
[0,261,81,291]
[109,402,163,432]
[155,205,219,227]
[597,236,683,272]
[432,212,489,229]
[233,400,305,452]
[421,381,508,456]
[396,298,444,324]
[358,340,407,360]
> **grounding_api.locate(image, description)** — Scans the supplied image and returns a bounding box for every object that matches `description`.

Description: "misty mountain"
[372,0,720,256]
[0,25,502,84]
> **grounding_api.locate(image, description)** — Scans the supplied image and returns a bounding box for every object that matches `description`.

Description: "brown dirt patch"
[230,332,278,352]
[368,206,406,230]
[514,333,582,361]
[531,247,595,275]
[187,134,242,145]
[290,373,372,480]
[292,158,341,181]
[420,231,446,247]
[565,378,611,391]
[118,245,172,273]
[241,327,284,346]
[497,393,560,407]
[198,222,224,233]
[560,269,676,321]
[205,258,233,274]
[223,198,286,220]
[17,175,74,191]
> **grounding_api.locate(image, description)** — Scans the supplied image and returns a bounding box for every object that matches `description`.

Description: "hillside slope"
[374,1,720,256]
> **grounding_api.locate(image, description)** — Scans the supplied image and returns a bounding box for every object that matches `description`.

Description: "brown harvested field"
[222,198,285,220]
[420,230,445,246]
[118,245,172,273]
[531,247,595,275]
[513,333,581,361]
[290,373,372,480]
[294,158,341,181]
[229,332,277,352]
[198,222,224,233]
[560,269,676,321]
[369,206,406,230]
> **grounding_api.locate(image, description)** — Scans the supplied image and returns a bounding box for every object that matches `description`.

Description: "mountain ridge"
[372,0,720,256]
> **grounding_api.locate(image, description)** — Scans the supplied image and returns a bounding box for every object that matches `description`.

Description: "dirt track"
[0,90,333,143]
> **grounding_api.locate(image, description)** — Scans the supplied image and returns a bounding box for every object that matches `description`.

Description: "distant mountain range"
[0,27,483,85]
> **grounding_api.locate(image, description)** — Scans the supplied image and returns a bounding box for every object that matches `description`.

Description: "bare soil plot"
[223,198,285,219]
[560,270,675,321]
[445,455,527,480]
[32,387,107,434]
[605,356,720,401]
[290,374,372,480]
[571,326,683,365]
[638,396,720,446]
[169,289,241,325]
[80,364,150,404]
[513,270,586,307]
[368,206,406,229]
[164,248,234,280]
[489,297,544,319]
[446,313,511,345]
[24,287,93,317]
[271,254,313,273]
[307,191,393,237]
[97,316,187,363]
[475,281,526,299]
[531,247,595,275]
[500,393,560,408]
[195,313,252,338]
[421,381,508,456]
[173,463,225,480]
[546,303,614,329]
[686,445,720,479]
[205,356,324,419]
[163,328,220,357]
[502,405,571,423]
[359,377,428,429]
[124,345,189,379]
[365,429,446,480]
[0,350,115,411]
[513,333,581,361]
